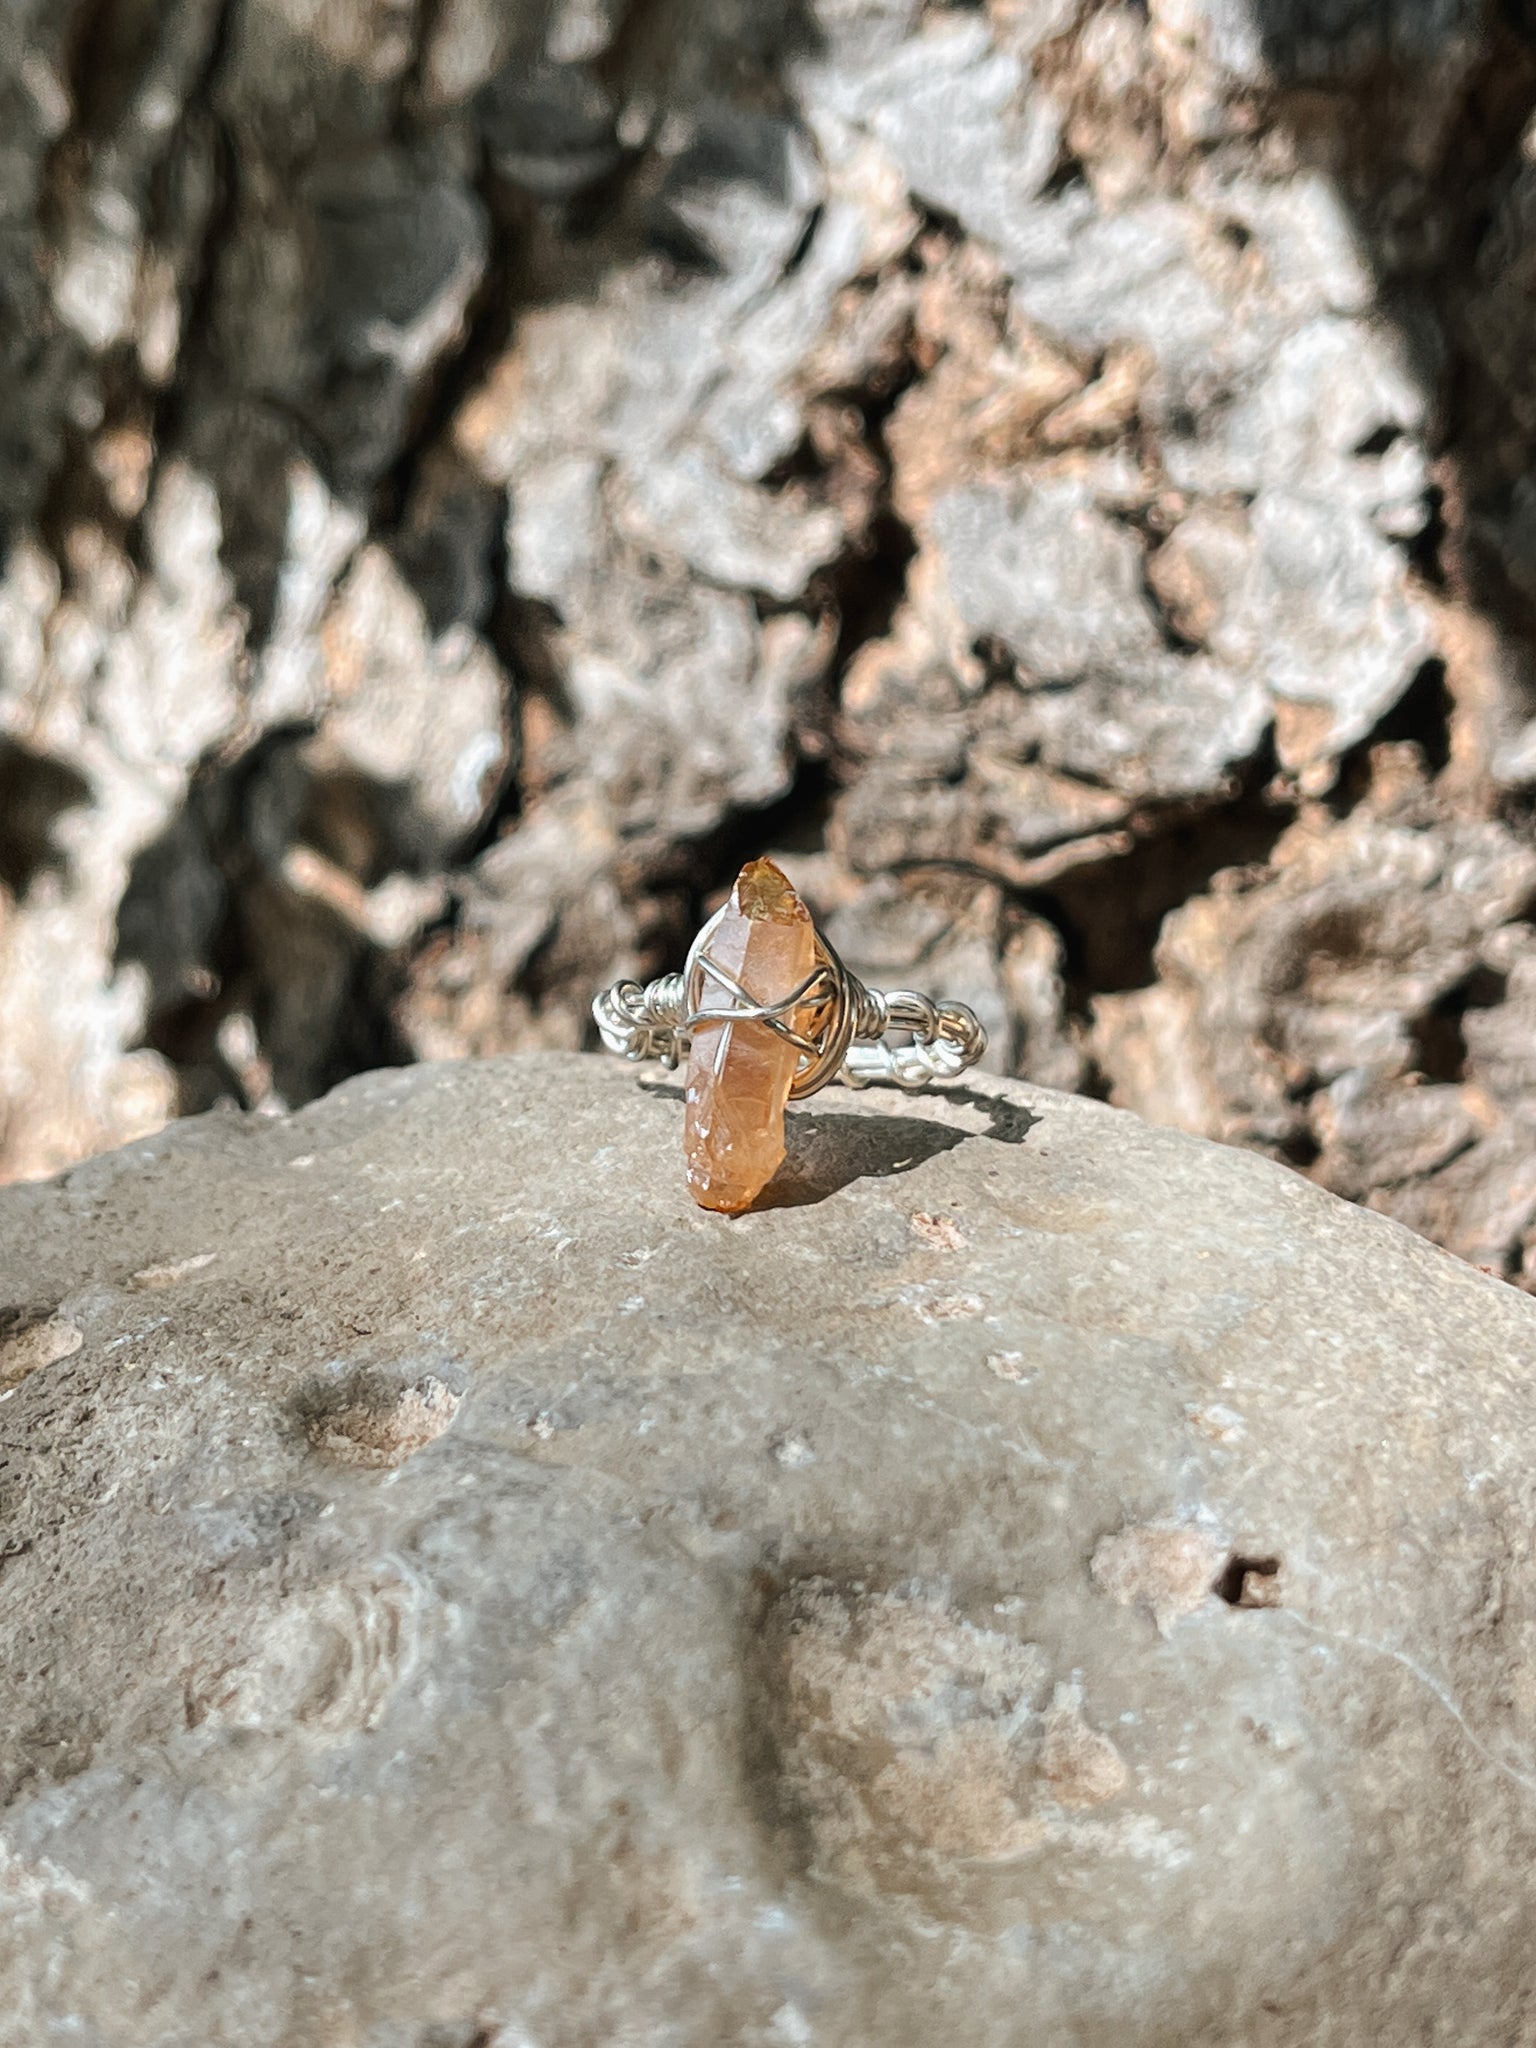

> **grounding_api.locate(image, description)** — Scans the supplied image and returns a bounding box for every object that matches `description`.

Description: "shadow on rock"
[643,1079,1040,1208]
[763,1087,1042,1207]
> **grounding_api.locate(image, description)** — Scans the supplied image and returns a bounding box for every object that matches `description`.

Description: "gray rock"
[807,14,1061,253]
[2,1052,1536,2044]
[1092,777,1536,1277]
[932,478,1168,681]
[505,454,827,835]
[612,445,845,602]
[1162,314,1429,527]
[476,57,621,197]
[1151,491,1435,772]
[306,545,511,860]
[1004,193,1243,393]
[1493,714,1536,790]
[1021,650,1271,800]
[925,479,1272,800]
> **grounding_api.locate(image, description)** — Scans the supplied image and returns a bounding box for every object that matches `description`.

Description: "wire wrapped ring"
[592,900,988,1097]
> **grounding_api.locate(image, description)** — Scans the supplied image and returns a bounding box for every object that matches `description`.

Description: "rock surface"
[2,1051,1536,2045]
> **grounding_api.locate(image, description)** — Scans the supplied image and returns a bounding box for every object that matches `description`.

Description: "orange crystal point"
[684,859,816,1214]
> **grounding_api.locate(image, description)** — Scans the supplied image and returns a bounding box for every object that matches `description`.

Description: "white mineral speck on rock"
[771,1434,815,1468]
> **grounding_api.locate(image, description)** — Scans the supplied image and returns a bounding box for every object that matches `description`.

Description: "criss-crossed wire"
[684,946,834,1059]
[591,915,986,1094]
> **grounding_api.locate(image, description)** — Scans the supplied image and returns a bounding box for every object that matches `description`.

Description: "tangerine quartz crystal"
[684,859,817,1213]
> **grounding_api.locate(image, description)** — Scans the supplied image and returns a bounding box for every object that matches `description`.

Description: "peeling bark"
[2,0,1535,1283]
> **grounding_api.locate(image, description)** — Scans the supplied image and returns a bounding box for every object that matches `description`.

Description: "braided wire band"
[591,906,987,1096]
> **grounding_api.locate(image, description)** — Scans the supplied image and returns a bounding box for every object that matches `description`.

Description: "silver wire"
[591,907,987,1096]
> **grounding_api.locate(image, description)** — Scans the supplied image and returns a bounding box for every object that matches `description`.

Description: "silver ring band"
[592,903,987,1097]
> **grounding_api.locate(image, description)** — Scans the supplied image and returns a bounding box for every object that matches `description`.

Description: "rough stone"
[2,1053,1536,2043]
[1091,761,1536,1281]
[1149,491,1435,775]
[311,545,511,861]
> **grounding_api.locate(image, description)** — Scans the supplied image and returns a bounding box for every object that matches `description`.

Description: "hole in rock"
[829,506,919,672]
[295,1364,464,1470]
[1213,1554,1282,1607]
[1040,746,1293,1002]
[1040,153,1090,199]
[1354,423,1404,457]
[1329,664,1455,812]
[1409,963,1509,1083]
[782,202,824,279]
[1277,1126,1320,1169]
[1363,658,1455,777]
[0,741,90,897]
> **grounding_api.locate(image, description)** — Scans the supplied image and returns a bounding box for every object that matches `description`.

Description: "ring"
[593,859,987,1213]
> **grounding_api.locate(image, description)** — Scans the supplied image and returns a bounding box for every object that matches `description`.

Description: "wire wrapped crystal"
[683,859,816,1212]
[592,858,989,1212]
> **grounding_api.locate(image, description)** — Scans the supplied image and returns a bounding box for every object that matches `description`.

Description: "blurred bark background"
[2,0,1535,1285]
